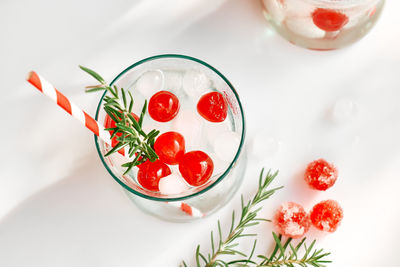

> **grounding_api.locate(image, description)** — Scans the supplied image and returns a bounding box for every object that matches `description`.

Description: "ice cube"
[163,70,183,92]
[324,31,340,39]
[172,109,203,150]
[213,131,241,162]
[135,70,164,98]
[159,173,189,195]
[343,8,369,30]
[262,0,285,24]
[285,17,325,39]
[331,98,358,123]
[204,120,231,144]
[250,132,281,159]
[285,0,315,17]
[208,152,229,176]
[142,114,172,134]
[182,70,211,98]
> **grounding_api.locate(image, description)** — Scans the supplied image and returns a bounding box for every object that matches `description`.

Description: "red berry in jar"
[312,8,349,32]
[154,131,185,165]
[310,200,343,232]
[197,92,228,123]
[273,202,311,239]
[304,158,338,191]
[104,113,140,137]
[137,160,171,191]
[179,151,214,186]
[148,91,180,122]
[104,113,139,154]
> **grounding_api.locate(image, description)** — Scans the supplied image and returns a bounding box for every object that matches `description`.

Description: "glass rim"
[94,54,246,202]
[306,0,380,7]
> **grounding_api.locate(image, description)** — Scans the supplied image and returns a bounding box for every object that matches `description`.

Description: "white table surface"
[1,0,400,266]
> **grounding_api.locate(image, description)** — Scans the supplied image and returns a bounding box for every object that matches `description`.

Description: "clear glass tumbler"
[261,0,385,50]
[94,55,246,222]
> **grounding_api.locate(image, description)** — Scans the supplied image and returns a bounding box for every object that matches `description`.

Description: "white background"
[1,0,400,266]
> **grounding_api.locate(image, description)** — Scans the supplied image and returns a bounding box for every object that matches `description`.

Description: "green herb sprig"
[182,169,282,266]
[182,169,332,267]
[80,66,159,174]
[254,233,331,267]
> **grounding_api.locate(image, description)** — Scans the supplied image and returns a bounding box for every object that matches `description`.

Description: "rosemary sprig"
[182,169,283,267]
[182,169,332,267]
[254,233,332,267]
[80,66,159,174]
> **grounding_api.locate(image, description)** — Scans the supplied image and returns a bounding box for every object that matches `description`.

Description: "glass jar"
[261,0,385,50]
[94,55,246,222]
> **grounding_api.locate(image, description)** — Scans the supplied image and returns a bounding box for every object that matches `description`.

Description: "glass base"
[124,151,247,222]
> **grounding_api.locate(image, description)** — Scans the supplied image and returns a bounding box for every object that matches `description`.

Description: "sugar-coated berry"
[273,202,311,239]
[310,200,343,232]
[304,159,338,191]
[197,92,228,123]
[179,151,214,186]
[154,131,185,165]
[148,91,180,122]
[312,8,349,32]
[137,160,171,191]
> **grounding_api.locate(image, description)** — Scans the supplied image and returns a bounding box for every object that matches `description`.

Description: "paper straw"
[168,201,204,217]
[27,71,203,218]
[27,71,114,146]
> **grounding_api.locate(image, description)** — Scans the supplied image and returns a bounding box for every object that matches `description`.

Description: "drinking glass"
[262,0,385,50]
[94,55,246,222]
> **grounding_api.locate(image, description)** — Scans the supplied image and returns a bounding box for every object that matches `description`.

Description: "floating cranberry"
[104,113,139,154]
[312,8,349,32]
[148,91,180,122]
[154,131,185,165]
[137,160,171,191]
[105,113,139,136]
[197,92,228,123]
[273,202,311,239]
[179,151,214,186]
[310,200,343,232]
[304,159,338,191]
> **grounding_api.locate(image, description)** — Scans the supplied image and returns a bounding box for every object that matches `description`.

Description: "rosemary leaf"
[139,100,147,127]
[85,87,106,93]
[79,65,105,84]
[121,88,127,107]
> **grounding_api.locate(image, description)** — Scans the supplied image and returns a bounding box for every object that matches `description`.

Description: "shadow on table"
[0,156,202,267]
[166,0,293,59]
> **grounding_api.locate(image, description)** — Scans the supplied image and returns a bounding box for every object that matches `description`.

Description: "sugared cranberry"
[154,131,185,165]
[148,91,180,122]
[312,8,349,32]
[197,92,228,123]
[273,202,311,239]
[304,159,338,191]
[179,151,214,186]
[310,200,343,232]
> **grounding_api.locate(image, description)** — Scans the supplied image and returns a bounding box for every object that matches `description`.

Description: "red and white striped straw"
[27,71,113,146]
[27,71,204,218]
[168,201,204,218]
